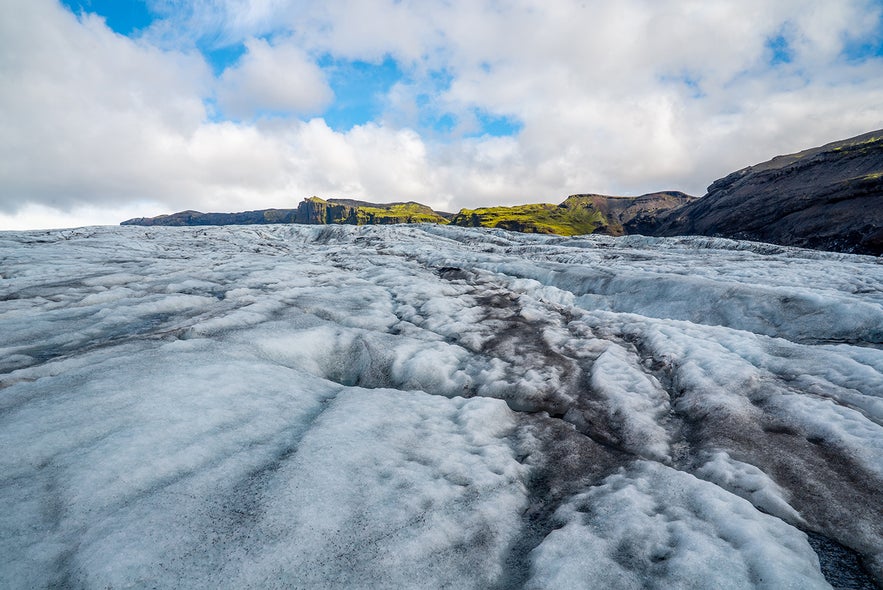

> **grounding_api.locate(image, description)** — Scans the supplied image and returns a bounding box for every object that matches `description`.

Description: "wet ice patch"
[583,342,671,460]
[696,451,805,525]
[248,323,472,396]
[229,389,528,589]
[765,391,883,479]
[527,461,829,590]
[0,338,340,589]
[471,246,883,344]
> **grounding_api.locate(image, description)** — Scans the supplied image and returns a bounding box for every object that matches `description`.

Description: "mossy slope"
[450,192,694,236]
[450,202,607,236]
[296,197,450,225]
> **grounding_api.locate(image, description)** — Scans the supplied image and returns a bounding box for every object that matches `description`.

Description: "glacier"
[0,224,881,589]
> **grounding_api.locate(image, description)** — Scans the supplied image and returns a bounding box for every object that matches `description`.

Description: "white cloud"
[216,38,333,119]
[0,0,211,210]
[2,0,883,229]
[0,202,163,231]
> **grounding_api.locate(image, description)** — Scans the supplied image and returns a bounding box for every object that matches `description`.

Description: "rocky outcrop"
[295,197,357,224]
[652,130,883,255]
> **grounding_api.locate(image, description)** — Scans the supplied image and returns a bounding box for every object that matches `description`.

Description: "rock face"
[653,130,883,255]
[295,197,357,224]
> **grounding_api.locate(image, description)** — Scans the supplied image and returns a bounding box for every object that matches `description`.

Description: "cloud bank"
[1,0,882,229]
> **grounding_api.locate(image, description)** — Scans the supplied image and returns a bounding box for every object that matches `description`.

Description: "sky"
[1,0,883,229]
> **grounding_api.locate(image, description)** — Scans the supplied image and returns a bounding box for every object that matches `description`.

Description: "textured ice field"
[1,224,881,589]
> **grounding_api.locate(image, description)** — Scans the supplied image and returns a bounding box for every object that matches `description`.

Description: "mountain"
[450,191,695,236]
[121,197,451,227]
[120,129,883,255]
[121,192,692,236]
[651,130,883,255]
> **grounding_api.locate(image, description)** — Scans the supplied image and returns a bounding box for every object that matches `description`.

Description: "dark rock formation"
[652,130,883,255]
[295,197,357,224]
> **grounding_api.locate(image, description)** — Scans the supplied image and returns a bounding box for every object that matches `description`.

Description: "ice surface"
[1,224,881,588]
[526,462,830,590]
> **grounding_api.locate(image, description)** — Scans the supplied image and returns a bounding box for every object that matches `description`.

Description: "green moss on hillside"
[261,209,296,223]
[355,203,449,225]
[450,202,608,236]
[831,136,882,156]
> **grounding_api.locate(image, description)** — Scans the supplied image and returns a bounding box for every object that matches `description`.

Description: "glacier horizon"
[1,224,881,589]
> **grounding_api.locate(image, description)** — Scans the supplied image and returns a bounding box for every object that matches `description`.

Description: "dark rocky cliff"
[652,130,883,255]
[295,197,357,224]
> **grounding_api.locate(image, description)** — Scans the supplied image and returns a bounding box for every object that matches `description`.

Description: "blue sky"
[318,56,403,131]
[61,0,523,138]
[2,0,883,229]
[61,0,153,35]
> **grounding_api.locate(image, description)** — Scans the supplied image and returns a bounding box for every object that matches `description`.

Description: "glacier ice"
[0,224,881,588]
